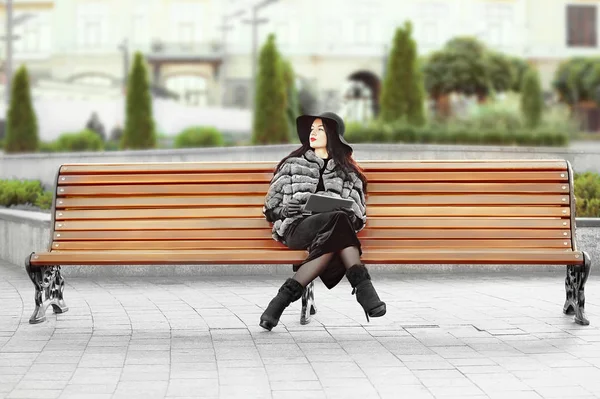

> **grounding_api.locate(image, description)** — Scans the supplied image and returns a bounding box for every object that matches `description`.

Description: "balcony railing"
[147,41,224,62]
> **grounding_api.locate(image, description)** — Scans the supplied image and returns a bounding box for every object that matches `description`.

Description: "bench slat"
[58,171,570,185]
[29,249,583,265]
[57,183,571,196]
[58,160,567,174]
[52,228,572,241]
[53,217,570,231]
[50,239,572,251]
[55,194,572,209]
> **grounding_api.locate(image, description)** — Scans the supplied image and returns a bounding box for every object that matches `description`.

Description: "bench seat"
[25,159,591,326]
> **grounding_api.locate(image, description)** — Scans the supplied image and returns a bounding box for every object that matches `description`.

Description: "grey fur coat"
[263,149,367,242]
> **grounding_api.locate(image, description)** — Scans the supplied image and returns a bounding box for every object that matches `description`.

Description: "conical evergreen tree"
[121,52,156,149]
[403,22,425,126]
[4,65,38,153]
[252,34,289,144]
[380,22,425,125]
[520,67,543,128]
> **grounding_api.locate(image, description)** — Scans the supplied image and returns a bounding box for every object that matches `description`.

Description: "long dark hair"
[273,118,368,194]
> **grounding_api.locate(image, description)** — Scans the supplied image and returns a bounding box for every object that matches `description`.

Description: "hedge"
[40,130,104,152]
[174,127,224,148]
[0,180,52,210]
[575,172,600,217]
[344,122,569,147]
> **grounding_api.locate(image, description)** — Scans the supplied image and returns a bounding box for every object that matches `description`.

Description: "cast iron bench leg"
[300,281,317,325]
[25,253,69,324]
[564,251,592,326]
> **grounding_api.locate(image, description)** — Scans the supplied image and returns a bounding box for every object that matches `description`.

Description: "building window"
[15,24,40,53]
[354,22,370,44]
[414,2,448,47]
[132,8,149,47]
[483,3,514,48]
[13,12,51,54]
[77,3,108,49]
[567,5,597,47]
[170,2,203,44]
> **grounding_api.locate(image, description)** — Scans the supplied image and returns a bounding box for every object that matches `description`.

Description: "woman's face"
[309,118,327,150]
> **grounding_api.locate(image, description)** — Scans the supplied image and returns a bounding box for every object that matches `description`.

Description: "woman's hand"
[282,198,303,217]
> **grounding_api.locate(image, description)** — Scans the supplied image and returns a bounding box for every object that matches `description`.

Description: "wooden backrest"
[50,159,577,255]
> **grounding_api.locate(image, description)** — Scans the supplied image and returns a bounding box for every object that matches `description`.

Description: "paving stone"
[2,260,600,399]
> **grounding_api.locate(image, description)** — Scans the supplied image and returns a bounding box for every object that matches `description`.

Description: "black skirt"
[283,210,362,289]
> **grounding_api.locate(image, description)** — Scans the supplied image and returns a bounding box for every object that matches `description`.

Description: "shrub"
[0,180,43,208]
[121,52,156,149]
[174,127,224,148]
[4,65,38,153]
[552,57,600,105]
[487,51,515,93]
[38,141,58,152]
[575,172,600,217]
[509,57,530,92]
[521,67,543,128]
[35,190,53,209]
[252,34,289,144]
[85,112,106,141]
[380,21,425,125]
[344,121,569,147]
[54,130,104,152]
[0,179,52,210]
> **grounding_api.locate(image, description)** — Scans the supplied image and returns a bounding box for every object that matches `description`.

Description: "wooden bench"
[25,159,592,326]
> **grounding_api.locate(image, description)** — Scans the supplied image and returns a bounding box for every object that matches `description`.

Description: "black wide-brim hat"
[296,112,353,153]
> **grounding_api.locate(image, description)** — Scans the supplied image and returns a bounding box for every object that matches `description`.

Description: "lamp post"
[118,38,129,94]
[218,8,245,106]
[243,0,279,109]
[2,0,35,104]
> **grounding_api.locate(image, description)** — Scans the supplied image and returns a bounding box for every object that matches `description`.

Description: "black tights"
[292,246,361,287]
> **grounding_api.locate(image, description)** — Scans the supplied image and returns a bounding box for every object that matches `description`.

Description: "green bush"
[252,34,289,144]
[4,66,38,153]
[380,21,425,125]
[54,129,104,152]
[122,52,156,149]
[344,121,569,147]
[0,179,51,209]
[521,67,543,128]
[35,190,53,209]
[38,141,58,152]
[174,127,224,148]
[575,172,600,217]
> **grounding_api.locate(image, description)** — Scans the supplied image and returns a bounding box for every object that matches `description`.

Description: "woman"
[260,111,386,331]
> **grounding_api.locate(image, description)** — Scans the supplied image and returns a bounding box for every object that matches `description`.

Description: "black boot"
[346,264,386,322]
[259,278,304,331]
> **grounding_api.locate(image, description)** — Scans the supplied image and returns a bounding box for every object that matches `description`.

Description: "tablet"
[303,194,354,215]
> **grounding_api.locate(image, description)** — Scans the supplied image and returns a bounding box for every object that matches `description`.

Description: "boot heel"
[364,310,370,323]
[368,303,386,318]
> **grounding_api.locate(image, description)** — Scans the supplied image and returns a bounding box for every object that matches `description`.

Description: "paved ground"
[1,260,600,399]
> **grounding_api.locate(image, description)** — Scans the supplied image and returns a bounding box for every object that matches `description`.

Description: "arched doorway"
[342,71,380,123]
[165,74,208,106]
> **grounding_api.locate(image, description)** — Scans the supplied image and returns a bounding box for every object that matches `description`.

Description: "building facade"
[0,0,599,116]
